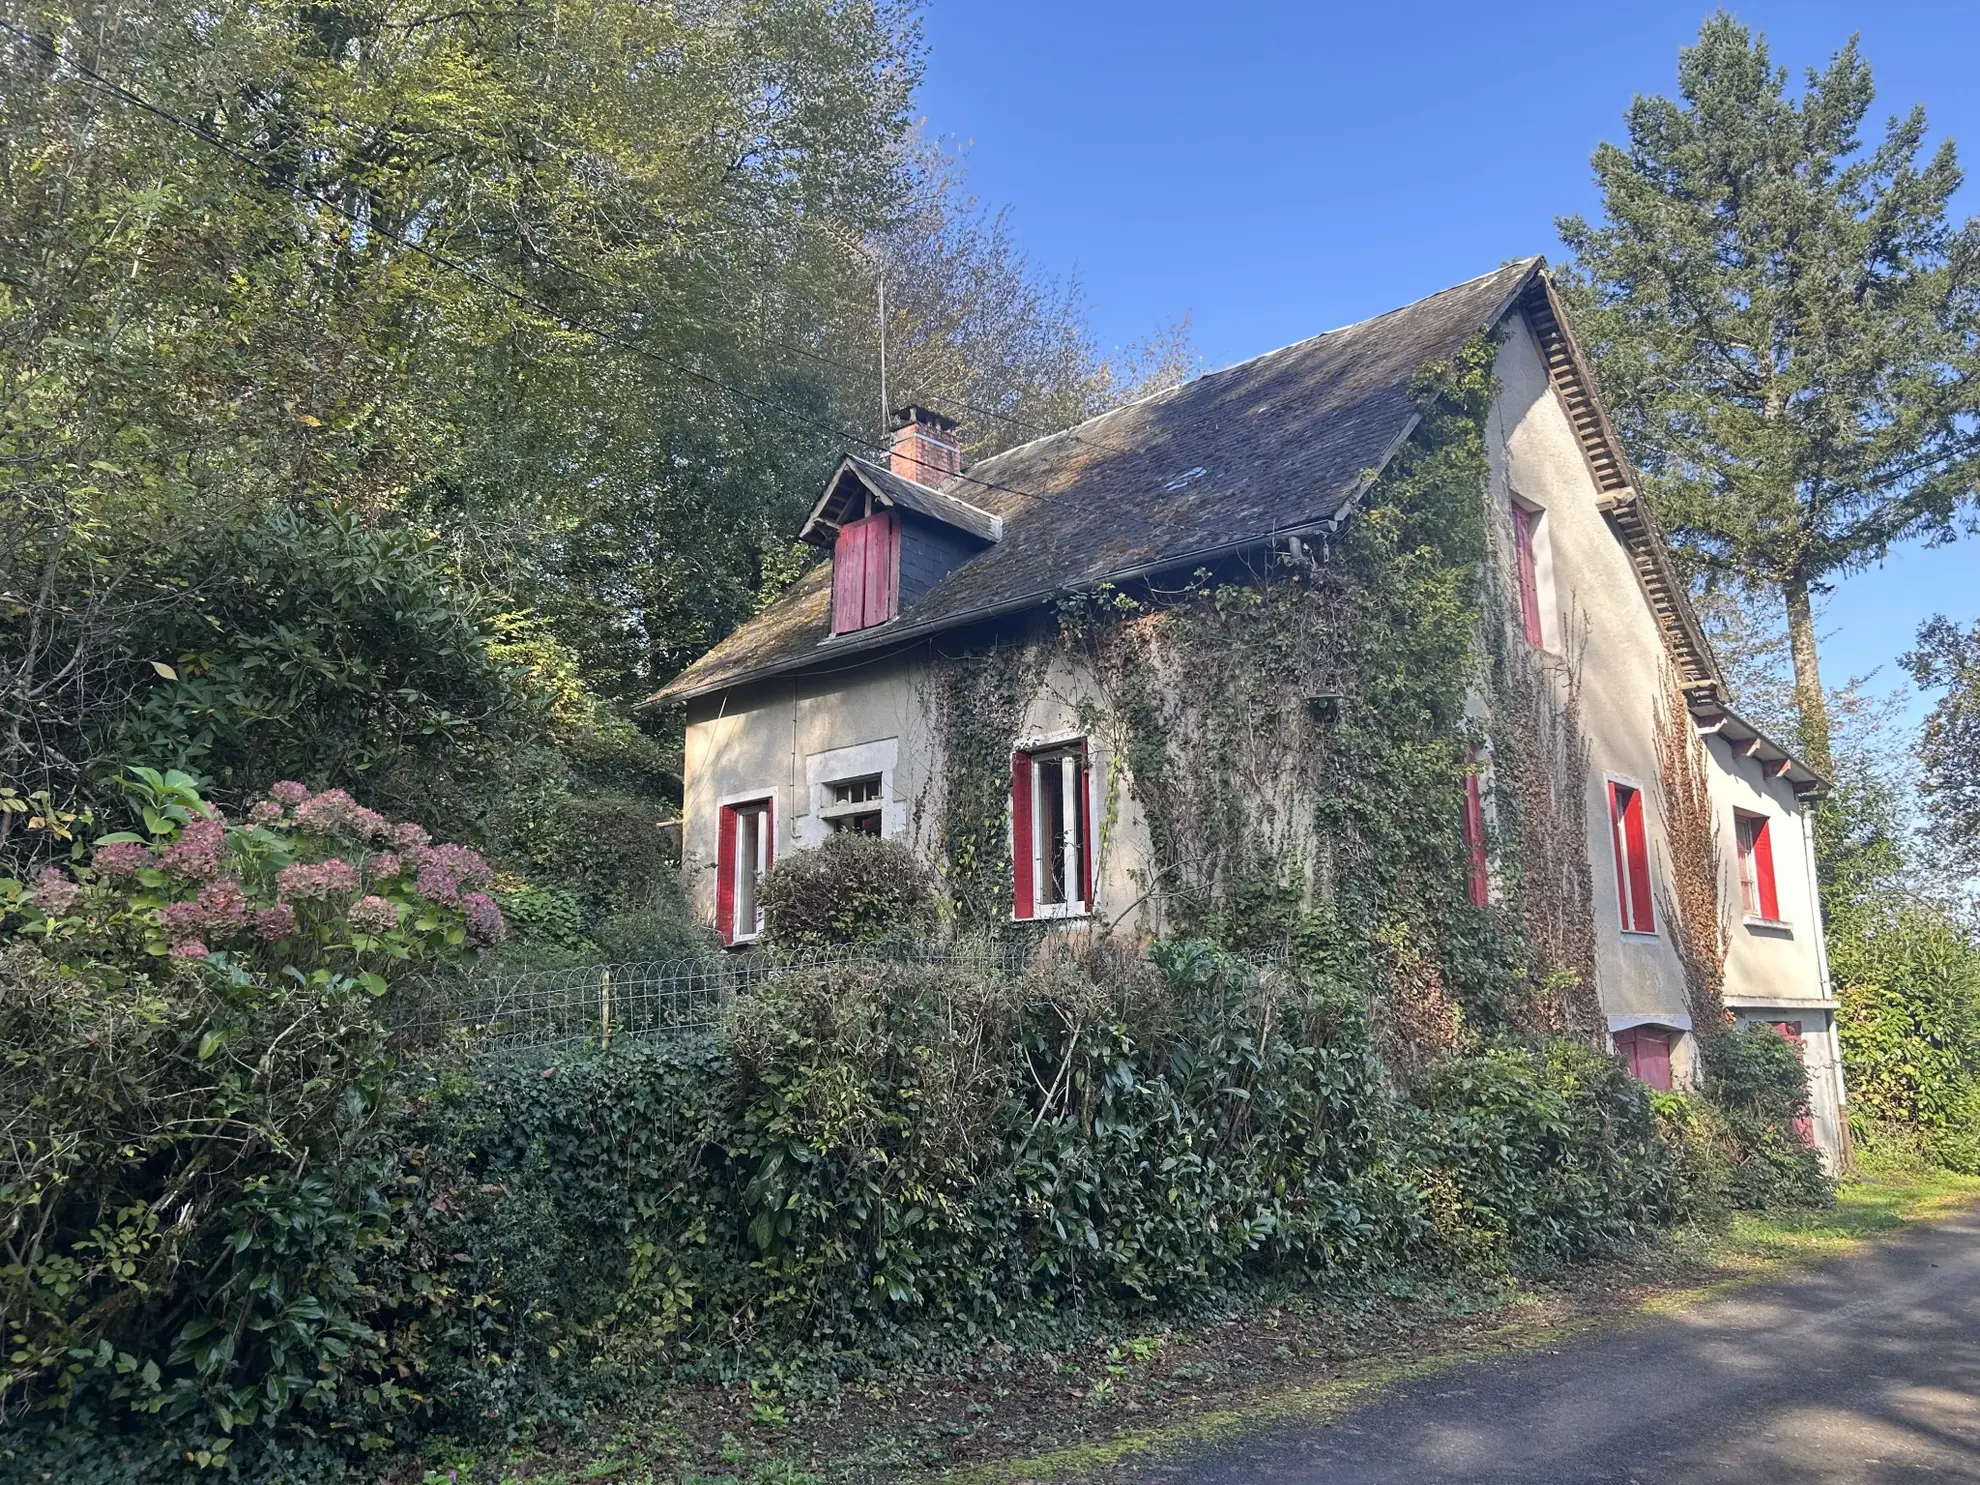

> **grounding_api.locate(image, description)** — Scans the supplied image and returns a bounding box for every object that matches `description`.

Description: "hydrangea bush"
[0,768,504,1468]
[14,766,505,989]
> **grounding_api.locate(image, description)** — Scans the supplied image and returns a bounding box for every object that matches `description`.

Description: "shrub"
[389,941,1693,1420]
[1833,900,1980,1174]
[1413,1038,1685,1269]
[758,831,936,946]
[0,770,500,1463]
[1697,1026,1833,1210]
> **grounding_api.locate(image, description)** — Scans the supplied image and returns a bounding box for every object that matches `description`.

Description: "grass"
[428,1164,1980,1485]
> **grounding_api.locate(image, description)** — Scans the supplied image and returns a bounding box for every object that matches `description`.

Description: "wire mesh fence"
[387,937,1039,1056]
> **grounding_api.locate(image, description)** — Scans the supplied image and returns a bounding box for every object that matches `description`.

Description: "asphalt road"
[1151,1209,1980,1484]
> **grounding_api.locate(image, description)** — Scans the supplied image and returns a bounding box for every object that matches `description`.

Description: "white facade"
[677,294,1844,1163]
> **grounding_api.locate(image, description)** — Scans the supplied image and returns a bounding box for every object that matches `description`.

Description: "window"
[716,797,773,944]
[822,775,884,836]
[831,510,899,634]
[1511,501,1544,647]
[1011,741,1093,919]
[1612,1027,1673,1090]
[1608,781,1654,934]
[1735,811,1781,922]
[1462,756,1489,908]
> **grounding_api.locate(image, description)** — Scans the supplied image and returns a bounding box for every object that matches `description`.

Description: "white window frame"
[717,790,775,944]
[1019,734,1091,920]
[819,773,885,834]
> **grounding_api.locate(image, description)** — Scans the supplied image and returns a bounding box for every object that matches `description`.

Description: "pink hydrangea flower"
[158,899,208,937]
[92,840,154,878]
[196,878,251,938]
[348,806,393,844]
[269,781,310,806]
[414,861,460,905]
[365,851,402,882]
[430,844,493,888]
[346,895,399,935]
[461,892,507,947]
[31,868,85,916]
[255,904,297,941]
[160,818,225,880]
[293,788,358,835]
[391,821,430,851]
[247,800,285,826]
[169,939,209,960]
[275,857,359,901]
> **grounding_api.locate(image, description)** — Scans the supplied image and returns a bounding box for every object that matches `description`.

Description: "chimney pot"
[888,404,961,485]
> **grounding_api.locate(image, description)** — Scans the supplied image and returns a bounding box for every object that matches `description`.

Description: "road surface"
[1152,1208,1980,1483]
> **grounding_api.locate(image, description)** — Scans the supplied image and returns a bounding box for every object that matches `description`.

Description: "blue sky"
[915,1,1980,719]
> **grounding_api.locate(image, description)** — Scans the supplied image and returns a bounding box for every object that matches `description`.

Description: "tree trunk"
[1783,574,1832,774]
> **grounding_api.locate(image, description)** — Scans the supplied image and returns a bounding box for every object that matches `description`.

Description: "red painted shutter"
[831,523,864,634]
[1078,745,1095,908]
[1011,751,1034,919]
[1638,1031,1672,1091]
[1513,504,1543,646]
[1752,816,1779,921]
[1463,770,1489,907]
[1622,786,1654,933]
[715,805,737,944]
[856,512,898,627]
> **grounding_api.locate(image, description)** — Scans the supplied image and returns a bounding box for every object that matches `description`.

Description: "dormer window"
[831,510,899,633]
[796,405,1003,640]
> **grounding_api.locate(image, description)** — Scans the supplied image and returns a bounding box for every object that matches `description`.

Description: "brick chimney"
[888,404,961,485]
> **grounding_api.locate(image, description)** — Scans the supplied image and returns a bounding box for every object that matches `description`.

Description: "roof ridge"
[960,257,1546,487]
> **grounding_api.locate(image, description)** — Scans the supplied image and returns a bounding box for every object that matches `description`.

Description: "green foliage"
[1413,1039,1686,1267]
[110,509,522,797]
[1833,900,1980,1174]
[1558,13,1980,765]
[1904,615,1980,877]
[0,776,498,1460]
[758,833,936,947]
[380,942,1693,1431]
[1697,1027,1833,1211]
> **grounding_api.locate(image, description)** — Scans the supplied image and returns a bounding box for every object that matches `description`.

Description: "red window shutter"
[1513,503,1543,646]
[1752,816,1779,921]
[1463,770,1489,907]
[831,522,864,634]
[1623,786,1654,933]
[1078,745,1095,908]
[715,805,738,945]
[1638,1030,1672,1091]
[859,511,898,627]
[1624,790,1654,933]
[1011,752,1034,919]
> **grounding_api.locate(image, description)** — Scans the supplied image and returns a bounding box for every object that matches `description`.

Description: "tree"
[1557,13,1980,770]
[1905,613,1980,875]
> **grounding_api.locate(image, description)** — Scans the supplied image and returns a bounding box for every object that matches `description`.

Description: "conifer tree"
[1558,14,1980,770]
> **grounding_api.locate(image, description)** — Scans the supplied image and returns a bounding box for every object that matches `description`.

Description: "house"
[649,258,1847,1165]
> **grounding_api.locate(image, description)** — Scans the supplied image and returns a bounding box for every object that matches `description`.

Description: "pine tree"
[1558,13,1980,771]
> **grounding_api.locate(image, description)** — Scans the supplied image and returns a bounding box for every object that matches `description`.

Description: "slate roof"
[797,456,1004,546]
[651,258,1545,705]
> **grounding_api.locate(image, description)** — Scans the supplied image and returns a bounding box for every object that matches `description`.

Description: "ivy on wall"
[928,333,1604,1052]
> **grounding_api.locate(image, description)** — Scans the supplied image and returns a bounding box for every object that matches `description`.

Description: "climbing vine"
[928,332,1606,1057]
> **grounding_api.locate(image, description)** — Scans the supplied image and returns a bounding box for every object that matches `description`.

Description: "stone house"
[649,258,1847,1163]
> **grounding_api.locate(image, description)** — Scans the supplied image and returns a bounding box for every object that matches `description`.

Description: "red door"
[1614,1028,1672,1091]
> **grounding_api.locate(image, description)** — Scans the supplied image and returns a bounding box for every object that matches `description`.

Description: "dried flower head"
[255,904,297,941]
[197,878,251,938]
[158,899,208,937]
[92,840,154,878]
[31,868,85,916]
[160,818,225,880]
[462,891,507,947]
[293,789,359,835]
[346,895,399,935]
[269,781,310,806]
[247,800,285,826]
[169,938,210,960]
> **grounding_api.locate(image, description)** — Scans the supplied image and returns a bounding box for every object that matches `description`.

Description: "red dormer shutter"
[831,510,900,634]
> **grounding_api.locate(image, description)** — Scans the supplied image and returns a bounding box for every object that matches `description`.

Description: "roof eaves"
[1689,701,1830,796]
